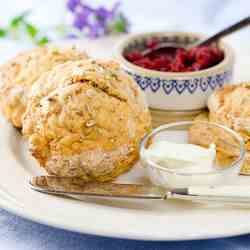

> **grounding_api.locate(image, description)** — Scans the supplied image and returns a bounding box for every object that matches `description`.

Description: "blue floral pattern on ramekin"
[127,71,232,95]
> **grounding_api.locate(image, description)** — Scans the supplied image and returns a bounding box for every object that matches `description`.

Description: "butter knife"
[29,176,250,205]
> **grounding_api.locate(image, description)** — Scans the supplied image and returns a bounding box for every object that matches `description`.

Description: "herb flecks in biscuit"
[0,46,88,127]
[22,59,152,181]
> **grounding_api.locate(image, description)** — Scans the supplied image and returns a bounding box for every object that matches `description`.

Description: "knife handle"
[168,186,250,206]
[188,185,250,198]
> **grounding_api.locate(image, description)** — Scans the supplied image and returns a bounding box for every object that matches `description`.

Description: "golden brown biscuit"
[207,83,250,174]
[208,83,250,140]
[0,46,88,127]
[23,59,151,181]
[189,111,250,175]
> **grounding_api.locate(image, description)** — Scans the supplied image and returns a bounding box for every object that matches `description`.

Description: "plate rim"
[1,194,250,241]
[1,38,250,241]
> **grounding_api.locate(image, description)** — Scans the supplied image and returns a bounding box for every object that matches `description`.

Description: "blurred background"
[0,0,250,78]
[1,0,250,40]
[0,0,249,32]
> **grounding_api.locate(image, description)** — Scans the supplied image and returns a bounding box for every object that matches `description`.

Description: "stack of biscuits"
[0,46,152,181]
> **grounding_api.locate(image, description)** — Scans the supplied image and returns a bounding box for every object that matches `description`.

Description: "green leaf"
[109,20,126,33]
[113,20,126,33]
[25,23,38,38]
[37,36,49,46]
[108,14,128,34]
[10,10,30,28]
[0,28,7,37]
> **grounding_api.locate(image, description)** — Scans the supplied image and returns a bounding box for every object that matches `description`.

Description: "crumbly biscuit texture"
[0,46,88,127]
[189,110,250,175]
[208,83,250,142]
[23,59,151,181]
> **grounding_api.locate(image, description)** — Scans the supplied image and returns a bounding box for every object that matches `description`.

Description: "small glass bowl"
[140,121,245,188]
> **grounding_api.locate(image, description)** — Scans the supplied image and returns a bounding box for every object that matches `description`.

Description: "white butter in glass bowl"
[140,121,245,188]
[145,141,216,174]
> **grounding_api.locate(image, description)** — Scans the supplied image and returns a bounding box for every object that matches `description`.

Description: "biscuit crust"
[208,83,250,139]
[189,110,250,175]
[23,59,151,181]
[0,46,88,127]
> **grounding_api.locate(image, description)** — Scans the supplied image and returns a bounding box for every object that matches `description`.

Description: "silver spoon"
[142,16,250,56]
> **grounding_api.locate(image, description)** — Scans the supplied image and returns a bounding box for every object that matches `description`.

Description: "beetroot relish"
[124,40,224,72]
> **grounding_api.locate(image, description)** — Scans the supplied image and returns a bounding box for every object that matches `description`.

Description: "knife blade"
[29,176,250,206]
[29,176,167,199]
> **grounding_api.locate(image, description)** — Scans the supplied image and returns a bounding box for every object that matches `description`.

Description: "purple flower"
[96,6,112,21]
[67,1,129,39]
[73,14,87,30]
[83,19,104,38]
[88,26,99,38]
[73,6,91,30]
[67,0,82,12]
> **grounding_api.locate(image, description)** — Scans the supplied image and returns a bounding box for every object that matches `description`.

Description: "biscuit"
[0,46,88,127]
[23,59,152,181]
[208,83,250,140]
[189,111,250,175]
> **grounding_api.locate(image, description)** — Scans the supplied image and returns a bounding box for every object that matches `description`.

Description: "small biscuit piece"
[208,83,250,139]
[0,46,88,127]
[207,83,250,174]
[23,59,151,181]
[189,111,250,175]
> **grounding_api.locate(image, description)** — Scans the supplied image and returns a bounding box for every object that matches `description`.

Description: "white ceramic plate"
[1,37,250,241]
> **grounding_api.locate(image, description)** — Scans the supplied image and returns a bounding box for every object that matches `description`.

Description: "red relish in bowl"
[124,40,224,72]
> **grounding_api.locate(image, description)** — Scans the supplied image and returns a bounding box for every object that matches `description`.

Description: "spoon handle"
[194,16,250,47]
